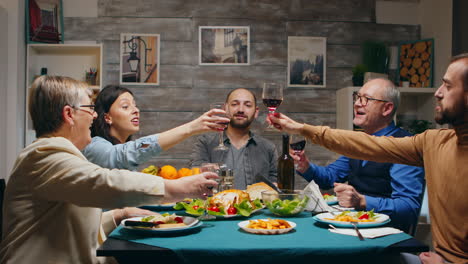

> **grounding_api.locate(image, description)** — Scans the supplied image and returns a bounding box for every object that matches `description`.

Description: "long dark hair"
[91,85,134,144]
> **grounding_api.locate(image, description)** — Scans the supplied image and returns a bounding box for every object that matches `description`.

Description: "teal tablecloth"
[109,210,412,264]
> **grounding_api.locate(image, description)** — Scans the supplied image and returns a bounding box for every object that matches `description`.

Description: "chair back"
[408,184,427,236]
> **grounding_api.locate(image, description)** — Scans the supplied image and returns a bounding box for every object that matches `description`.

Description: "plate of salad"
[174,198,264,219]
[121,213,203,234]
[313,210,390,228]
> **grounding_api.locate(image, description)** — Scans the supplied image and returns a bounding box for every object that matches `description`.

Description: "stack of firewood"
[399,40,432,87]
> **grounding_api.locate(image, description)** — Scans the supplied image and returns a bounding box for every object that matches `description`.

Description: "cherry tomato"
[192,205,200,210]
[358,213,369,220]
[174,217,183,223]
[227,207,237,215]
[207,206,220,212]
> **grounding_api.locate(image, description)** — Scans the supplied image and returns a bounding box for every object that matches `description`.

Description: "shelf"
[26,43,103,88]
[25,43,103,147]
[336,86,437,131]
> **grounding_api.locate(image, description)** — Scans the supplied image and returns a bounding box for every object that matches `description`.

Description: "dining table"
[97,207,429,264]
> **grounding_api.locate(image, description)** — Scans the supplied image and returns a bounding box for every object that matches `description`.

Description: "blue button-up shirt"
[299,122,425,233]
[82,135,162,170]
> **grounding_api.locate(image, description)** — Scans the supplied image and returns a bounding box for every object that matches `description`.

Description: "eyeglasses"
[78,104,96,116]
[352,92,389,106]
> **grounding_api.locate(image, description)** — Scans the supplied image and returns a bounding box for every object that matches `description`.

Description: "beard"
[434,99,466,126]
[229,114,255,129]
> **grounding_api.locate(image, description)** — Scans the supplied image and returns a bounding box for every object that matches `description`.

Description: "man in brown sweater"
[269,54,468,264]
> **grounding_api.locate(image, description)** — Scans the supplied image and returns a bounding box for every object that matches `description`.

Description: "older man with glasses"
[292,78,425,234]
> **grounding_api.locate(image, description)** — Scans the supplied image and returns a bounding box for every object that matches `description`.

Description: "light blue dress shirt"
[82,135,162,171]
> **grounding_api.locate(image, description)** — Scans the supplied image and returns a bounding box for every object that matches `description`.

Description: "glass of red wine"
[262,82,283,129]
[210,102,229,151]
[290,134,307,170]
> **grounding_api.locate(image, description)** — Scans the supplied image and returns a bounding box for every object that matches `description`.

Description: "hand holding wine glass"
[210,102,229,151]
[289,134,307,171]
[262,82,283,129]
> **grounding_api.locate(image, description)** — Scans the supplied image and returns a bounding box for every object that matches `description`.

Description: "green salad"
[174,198,263,217]
[265,196,309,216]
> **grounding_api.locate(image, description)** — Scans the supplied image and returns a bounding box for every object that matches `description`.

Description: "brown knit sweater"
[302,124,468,263]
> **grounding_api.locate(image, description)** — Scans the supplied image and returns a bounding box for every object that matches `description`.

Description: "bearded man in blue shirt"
[293,78,425,234]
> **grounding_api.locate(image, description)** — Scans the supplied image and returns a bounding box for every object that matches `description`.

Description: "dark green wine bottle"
[277,134,295,190]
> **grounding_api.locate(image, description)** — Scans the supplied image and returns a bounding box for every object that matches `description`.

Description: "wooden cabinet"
[25,43,103,146]
[336,86,438,131]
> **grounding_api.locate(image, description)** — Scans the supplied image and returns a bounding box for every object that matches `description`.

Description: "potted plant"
[352,64,368,86]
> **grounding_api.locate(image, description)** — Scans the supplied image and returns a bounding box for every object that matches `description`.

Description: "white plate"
[238,219,296,235]
[313,212,390,228]
[121,216,201,233]
[325,196,338,205]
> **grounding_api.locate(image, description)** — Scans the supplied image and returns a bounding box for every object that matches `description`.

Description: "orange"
[177,167,193,178]
[159,165,178,179]
[191,167,201,175]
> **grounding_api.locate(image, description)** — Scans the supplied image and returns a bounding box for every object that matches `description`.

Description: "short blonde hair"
[29,76,90,138]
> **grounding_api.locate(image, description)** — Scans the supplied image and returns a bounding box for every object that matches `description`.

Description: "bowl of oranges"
[141,165,201,179]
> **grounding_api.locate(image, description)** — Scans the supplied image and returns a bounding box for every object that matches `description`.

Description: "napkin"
[328,227,403,239]
[303,180,337,213]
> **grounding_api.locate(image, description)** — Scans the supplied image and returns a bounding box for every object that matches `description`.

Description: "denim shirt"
[299,122,425,233]
[82,135,162,170]
[190,131,278,189]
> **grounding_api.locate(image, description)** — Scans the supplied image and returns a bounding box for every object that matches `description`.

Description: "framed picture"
[199,26,250,65]
[288,37,326,88]
[26,0,64,44]
[397,38,434,87]
[120,33,160,85]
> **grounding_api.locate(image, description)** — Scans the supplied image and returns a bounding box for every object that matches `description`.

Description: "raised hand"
[188,108,230,135]
[289,150,310,173]
[164,172,219,201]
[267,112,304,135]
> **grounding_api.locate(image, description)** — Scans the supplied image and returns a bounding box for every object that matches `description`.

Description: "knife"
[124,220,160,228]
[260,175,284,194]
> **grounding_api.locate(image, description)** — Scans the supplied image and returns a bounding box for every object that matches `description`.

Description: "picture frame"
[397,38,434,88]
[199,26,250,65]
[288,37,327,88]
[120,33,160,85]
[26,0,64,44]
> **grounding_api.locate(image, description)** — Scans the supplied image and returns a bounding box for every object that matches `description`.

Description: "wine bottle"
[277,134,295,191]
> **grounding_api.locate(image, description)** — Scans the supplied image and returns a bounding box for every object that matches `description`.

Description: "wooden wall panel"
[99,0,375,22]
[64,0,420,173]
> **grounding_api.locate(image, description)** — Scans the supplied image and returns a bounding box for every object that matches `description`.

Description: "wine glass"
[210,102,229,151]
[198,163,220,220]
[290,134,306,170]
[262,82,283,129]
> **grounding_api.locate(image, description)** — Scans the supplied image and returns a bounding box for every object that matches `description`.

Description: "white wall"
[63,0,97,17]
[376,1,420,25]
[0,0,25,182]
[419,0,452,87]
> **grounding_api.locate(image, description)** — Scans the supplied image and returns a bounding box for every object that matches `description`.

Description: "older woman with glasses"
[83,85,229,171]
[0,76,219,264]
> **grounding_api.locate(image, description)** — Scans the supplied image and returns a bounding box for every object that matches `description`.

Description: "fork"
[350,221,365,241]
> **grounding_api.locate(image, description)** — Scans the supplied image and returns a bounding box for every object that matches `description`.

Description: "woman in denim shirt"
[83,85,229,170]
